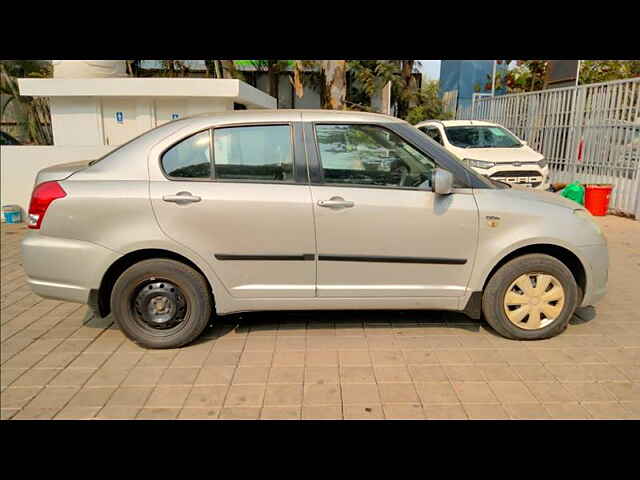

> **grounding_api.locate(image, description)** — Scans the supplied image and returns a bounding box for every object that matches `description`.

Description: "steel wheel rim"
[132,278,189,332]
[503,272,565,330]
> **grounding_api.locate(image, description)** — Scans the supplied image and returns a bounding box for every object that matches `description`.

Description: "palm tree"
[0,60,53,145]
[346,60,423,118]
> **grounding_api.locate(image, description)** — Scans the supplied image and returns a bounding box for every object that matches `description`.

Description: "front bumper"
[576,243,609,307]
[21,232,119,304]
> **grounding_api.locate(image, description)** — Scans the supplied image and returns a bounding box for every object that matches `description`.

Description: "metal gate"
[456,78,640,218]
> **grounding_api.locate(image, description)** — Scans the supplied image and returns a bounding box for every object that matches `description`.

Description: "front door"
[150,123,316,298]
[306,122,478,298]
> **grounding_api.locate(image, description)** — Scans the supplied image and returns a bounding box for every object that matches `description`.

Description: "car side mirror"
[521,140,528,146]
[433,168,453,195]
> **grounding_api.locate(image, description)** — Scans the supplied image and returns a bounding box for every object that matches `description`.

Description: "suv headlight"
[464,158,495,169]
[537,158,548,168]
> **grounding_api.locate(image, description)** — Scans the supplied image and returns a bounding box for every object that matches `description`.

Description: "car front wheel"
[482,254,579,340]
[111,258,212,349]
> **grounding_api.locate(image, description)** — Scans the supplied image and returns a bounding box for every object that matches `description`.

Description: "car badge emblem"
[513,162,522,167]
[486,215,501,228]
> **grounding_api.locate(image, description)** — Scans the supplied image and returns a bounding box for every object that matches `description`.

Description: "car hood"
[35,160,92,185]
[498,185,581,210]
[448,145,543,163]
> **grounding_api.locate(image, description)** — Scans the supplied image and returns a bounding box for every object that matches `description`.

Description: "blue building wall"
[439,60,508,111]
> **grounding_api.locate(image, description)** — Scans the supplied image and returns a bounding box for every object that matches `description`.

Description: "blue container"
[2,205,22,224]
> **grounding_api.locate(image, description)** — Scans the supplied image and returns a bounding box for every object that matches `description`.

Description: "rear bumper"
[21,232,119,304]
[577,244,608,307]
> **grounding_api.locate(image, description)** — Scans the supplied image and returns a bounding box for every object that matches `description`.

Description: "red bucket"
[584,184,613,216]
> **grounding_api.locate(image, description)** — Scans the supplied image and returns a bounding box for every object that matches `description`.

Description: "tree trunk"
[320,60,347,109]
[204,60,218,78]
[293,61,305,99]
[397,60,415,119]
[163,60,177,77]
[267,61,279,104]
[220,60,236,79]
[214,61,223,79]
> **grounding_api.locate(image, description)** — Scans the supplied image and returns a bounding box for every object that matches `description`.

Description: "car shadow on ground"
[200,309,484,340]
[83,306,596,347]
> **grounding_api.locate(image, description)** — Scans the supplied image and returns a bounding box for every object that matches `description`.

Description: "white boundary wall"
[2,78,278,221]
[1,145,116,216]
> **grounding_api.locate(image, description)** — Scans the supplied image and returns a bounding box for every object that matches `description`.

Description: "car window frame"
[308,121,455,192]
[159,122,308,185]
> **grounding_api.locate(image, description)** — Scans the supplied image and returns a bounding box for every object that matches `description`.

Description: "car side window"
[213,125,293,182]
[421,126,444,146]
[431,128,444,146]
[315,124,438,189]
[161,130,211,178]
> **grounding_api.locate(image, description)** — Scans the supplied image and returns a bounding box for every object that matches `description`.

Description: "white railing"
[457,78,640,218]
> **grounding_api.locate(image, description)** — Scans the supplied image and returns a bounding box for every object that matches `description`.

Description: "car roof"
[85,109,407,180]
[415,119,499,128]
[184,109,405,125]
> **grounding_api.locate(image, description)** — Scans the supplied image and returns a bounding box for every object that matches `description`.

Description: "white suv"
[415,120,550,190]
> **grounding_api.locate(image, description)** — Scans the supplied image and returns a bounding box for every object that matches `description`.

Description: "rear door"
[150,122,317,298]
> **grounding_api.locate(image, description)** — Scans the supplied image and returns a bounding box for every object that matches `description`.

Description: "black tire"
[111,258,212,349]
[482,253,578,340]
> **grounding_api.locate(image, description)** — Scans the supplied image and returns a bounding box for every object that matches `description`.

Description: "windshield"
[445,125,522,148]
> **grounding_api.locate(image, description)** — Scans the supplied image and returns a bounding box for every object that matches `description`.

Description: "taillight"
[27,181,66,229]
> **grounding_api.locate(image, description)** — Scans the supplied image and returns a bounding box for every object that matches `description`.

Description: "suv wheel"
[482,254,578,340]
[111,258,212,349]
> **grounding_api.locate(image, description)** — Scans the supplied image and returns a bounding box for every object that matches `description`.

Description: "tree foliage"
[345,61,451,123]
[475,60,548,94]
[477,60,640,95]
[346,60,420,116]
[579,60,640,84]
[405,80,454,124]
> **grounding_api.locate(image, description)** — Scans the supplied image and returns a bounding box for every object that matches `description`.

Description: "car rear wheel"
[482,254,578,340]
[111,258,212,349]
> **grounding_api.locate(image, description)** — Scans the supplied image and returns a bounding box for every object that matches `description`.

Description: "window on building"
[213,125,293,182]
[315,124,438,189]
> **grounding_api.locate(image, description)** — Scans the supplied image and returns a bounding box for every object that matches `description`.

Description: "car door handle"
[317,197,355,209]
[162,192,202,204]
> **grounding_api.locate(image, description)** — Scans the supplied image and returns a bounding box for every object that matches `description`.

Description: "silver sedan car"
[22,110,608,348]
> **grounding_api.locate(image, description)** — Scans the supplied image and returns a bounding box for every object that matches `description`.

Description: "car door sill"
[215,296,463,315]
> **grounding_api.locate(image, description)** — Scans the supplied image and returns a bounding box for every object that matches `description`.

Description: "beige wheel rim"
[503,273,565,330]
